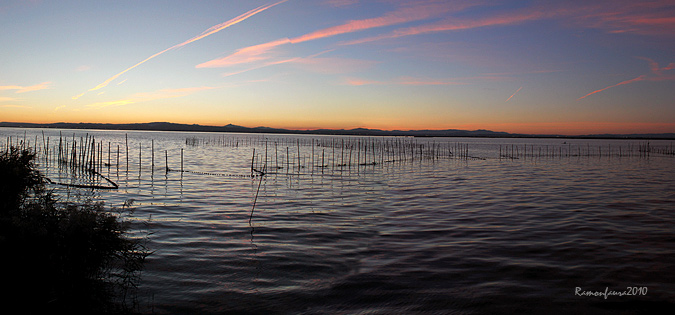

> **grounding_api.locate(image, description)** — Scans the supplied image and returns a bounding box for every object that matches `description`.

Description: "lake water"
[2,128,675,314]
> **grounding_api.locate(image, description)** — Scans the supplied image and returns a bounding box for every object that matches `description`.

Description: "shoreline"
[2,122,674,140]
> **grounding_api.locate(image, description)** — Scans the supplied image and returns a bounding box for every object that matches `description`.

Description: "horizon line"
[1,121,674,138]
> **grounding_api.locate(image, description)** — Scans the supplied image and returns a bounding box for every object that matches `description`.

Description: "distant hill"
[1,121,673,139]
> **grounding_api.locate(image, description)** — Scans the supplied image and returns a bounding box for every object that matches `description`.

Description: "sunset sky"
[1,0,674,135]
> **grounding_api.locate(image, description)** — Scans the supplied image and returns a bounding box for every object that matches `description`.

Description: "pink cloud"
[342,9,547,45]
[289,2,461,44]
[396,76,465,86]
[196,38,292,68]
[343,76,466,86]
[344,78,383,86]
[324,0,358,7]
[217,49,375,77]
[293,57,377,74]
[198,1,479,68]
[578,57,675,100]
[505,86,523,102]
[75,65,92,72]
[340,1,675,47]
[221,57,301,77]
[562,1,675,36]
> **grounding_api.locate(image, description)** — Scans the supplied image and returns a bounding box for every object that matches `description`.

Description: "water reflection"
[2,128,674,313]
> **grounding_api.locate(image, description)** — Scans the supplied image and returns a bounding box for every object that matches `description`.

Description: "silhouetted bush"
[0,147,150,314]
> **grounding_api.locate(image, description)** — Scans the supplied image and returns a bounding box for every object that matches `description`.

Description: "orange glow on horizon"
[3,113,674,136]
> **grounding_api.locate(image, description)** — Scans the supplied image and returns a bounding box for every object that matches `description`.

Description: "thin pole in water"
[125,134,129,171]
[251,148,255,177]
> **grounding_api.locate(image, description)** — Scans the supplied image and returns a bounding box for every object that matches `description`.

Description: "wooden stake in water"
[125,134,129,171]
[275,142,278,170]
[251,148,255,177]
[286,147,289,174]
[341,139,345,167]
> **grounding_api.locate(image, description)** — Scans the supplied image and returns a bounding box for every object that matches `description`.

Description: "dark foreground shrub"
[0,148,150,314]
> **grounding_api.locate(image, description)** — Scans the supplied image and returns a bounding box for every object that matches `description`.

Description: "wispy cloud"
[289,2,458,44]
[86,86,218,108]
[577,57,674,100]
[342,9,546,45]
[325,0,358,8]
[74,0,287,99]
[506,86,523,102]
[0,81,51,93]
[293,56,377,74]
[0,96,20,102]
[215,49,375,77]
[344,78,382,86]
[565,1,675,36]
[397,76,465,86]
[86,100,135,109]
[197,1,476,69]
[197,38,292,68]
[220,57,301,77]
[75,65,92,72]
[339,1,675,47]
[344,76,466,86]
[577,75,647,100]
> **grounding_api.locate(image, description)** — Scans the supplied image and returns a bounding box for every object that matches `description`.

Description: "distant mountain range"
[1,121,674,139]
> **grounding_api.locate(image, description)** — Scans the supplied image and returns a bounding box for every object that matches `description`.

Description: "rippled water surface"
[3,128,675,314]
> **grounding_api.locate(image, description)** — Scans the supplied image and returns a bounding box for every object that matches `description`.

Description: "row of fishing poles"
[498,142,673,159]
[3,132,186,178]
[247,137,470,176]
[4,131,673,181]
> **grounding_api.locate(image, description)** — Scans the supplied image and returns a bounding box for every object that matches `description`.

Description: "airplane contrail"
[577,57,675,100]
[506,86,522,102]
[577,75,646,100]
[73,0,287,99]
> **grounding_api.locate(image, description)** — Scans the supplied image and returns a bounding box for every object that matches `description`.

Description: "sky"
[1,0,674,135]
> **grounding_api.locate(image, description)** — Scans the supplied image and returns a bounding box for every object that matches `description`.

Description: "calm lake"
[2,127,675,314]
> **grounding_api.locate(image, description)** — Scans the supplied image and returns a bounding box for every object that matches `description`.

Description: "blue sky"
[1,0,674,134]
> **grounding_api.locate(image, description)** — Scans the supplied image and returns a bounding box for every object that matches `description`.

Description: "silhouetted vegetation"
[0,147,150,314]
